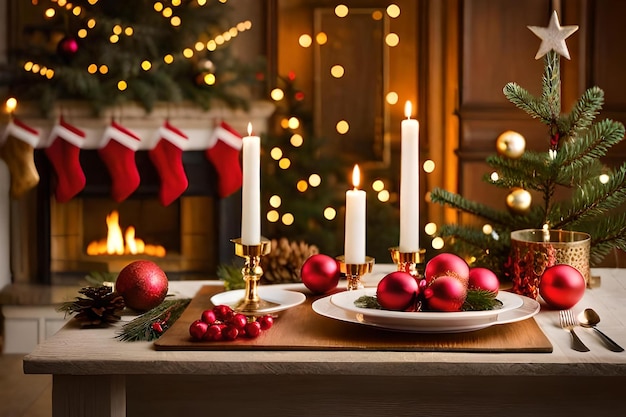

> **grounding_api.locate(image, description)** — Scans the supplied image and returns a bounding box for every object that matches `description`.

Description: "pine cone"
[58,286,126,327]
[261,238,319,284]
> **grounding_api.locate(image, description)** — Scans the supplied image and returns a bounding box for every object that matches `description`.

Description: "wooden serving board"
[154,286,553,353]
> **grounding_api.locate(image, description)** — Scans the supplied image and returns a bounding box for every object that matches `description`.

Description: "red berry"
[257,315,274,330]
[204,324,223,341]
[212,304,234,321]
[244,321,262,338]
[189,320,208,341]
[222,325,239,341]
[228,313,248,330]
[201,309,217,324]
[151,321,164,333]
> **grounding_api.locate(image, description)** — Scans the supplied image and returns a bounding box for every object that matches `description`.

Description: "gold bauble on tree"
[496,130,526,159]
[506,188,532,214]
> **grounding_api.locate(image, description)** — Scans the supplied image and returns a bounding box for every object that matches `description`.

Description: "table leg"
[53,374,126,417]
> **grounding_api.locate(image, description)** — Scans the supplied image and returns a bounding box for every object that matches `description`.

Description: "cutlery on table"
[578,308,625,352]
[559,309,590,352]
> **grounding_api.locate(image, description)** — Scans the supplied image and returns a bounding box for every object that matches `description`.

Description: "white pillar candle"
[400,101,420,252]
[345,165,366,264]
[241,123,261,245]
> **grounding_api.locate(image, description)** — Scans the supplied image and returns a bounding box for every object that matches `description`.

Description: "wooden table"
[23,267,626,417]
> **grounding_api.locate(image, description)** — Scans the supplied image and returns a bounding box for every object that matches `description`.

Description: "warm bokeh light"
[288,117,300,130]
[117,80,128,91]
[432,237,445,250]
[267,210,280,222]
[282,213,295,226]
[425,222,437,236]
[298,33,313,48]
[423,160,435,173]
[378,190,390,202]
[271,88,284,101]
[482,224,493,235]
[141,60,152,71]
[162,7,173,18]
[109,34,120,43]
[203,73,216,85]
[45,8,55,18]
[316,32,328,45]
[164,54,174,64]
[270,147,283,160]
[324,207,337,220]
[290,134,303,147]
[387,4,401,18]
[308,174,321,187]
[278,158,291,169]
[599,174,610,184]
[372,180,385,192]
[336,120,349,134]
[335,4,349,18]
[297,180,308,192]
[87,19,96,28]
[99,65,109,74]
[490,171,499,181]
[5,97,17,113]
[125,27,134,36]
[386,92,399,105]
[269,195,282,208]
[280,118,290,129]
[113,25,122,35]
[154,2,164,12]
[385,33,400,47]
[330,65,345,78]
[183,48,194,58]
[78,29,88,38]
[372,10,383,20]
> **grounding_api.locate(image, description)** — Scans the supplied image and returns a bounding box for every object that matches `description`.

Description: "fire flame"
[86,210,166,257]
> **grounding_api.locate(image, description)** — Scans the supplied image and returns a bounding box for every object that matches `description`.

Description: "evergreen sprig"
[116,298,190,342]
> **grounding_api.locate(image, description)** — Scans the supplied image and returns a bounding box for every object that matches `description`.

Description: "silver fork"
[559,310,590,352]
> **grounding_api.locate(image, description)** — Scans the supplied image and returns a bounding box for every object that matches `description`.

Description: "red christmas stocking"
[0,118,40,199]
[206,121,243,198]
[149,121,189,206]
[45,117,86,202]
[98,121,141,202]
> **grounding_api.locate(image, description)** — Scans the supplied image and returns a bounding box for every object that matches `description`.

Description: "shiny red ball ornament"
[300,254,340,294]
[115,260,169,311]
[423,275,468,312]
[424,253,470,285]
[468,267,500,293]
[376,271,418,311]
[57,36,79,58]
[539,265,585,309]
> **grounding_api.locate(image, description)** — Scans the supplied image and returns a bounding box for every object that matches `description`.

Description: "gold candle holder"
[231,238,274,314]
[336,255,375,290]
[389,247,426,278]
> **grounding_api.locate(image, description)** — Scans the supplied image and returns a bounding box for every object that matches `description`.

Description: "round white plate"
[210,288,306,314]
[313,293,539,333]
[325,289,531,333]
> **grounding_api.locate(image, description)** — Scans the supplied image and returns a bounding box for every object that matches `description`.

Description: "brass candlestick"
[231,238,274,314]
[336,255,375,290]
[389,247,426,278]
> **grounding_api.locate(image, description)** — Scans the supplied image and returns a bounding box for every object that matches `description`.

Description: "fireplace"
[5,101,275,285]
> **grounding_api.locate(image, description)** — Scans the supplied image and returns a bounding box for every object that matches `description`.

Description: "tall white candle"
[241,123,261,245]
[400,101,420,252]
[345,165,366,264]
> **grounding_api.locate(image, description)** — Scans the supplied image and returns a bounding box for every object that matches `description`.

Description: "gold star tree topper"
[528,10,579,60]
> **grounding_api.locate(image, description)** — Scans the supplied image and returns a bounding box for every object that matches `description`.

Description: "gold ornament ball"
[496,130,526,159]
[506,188,532,214]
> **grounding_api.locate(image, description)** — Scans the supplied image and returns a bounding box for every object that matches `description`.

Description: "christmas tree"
[430,11,626,276]
[1,0,259,115]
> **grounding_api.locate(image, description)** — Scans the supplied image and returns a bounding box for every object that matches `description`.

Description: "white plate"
[313,293,540,333]
[326,289,530,333]
[210,288,306,314]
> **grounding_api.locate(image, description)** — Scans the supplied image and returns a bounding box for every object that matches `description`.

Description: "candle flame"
[247,122,252,136]
[404,101,412,119]
[352,164,361,189]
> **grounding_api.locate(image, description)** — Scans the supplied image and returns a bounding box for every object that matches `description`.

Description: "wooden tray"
[154,286,553,353]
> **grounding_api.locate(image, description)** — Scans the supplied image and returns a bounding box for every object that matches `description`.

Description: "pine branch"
[503,82,548,121]
[430,188,515,227]
[542,51,562,118]
[116,298,191,342]
[561,86,604,139]
[485,152,552,191]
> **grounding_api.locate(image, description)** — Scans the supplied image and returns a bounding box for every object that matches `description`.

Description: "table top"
[23,267,626,377]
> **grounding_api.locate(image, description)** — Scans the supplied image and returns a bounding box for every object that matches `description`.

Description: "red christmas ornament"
[376,271,418,311]
[423,275,468,312]
[424,253,470,285]
[539,264,585,309]
[115,260,169,311]
[468,267,500,293]
[57,36,79,58]
[300,254,340,294]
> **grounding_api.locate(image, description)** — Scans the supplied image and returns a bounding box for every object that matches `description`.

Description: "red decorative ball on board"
[300,254,340,294]
[539,264,585,309]
[468,267,500,293]
[376,271,418,311]
[423,275,468,312]
[115,260,169,311]
[57,36,79,58]
[424,253,470,285]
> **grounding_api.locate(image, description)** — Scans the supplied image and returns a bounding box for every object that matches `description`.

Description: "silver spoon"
[579,308,624,352]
